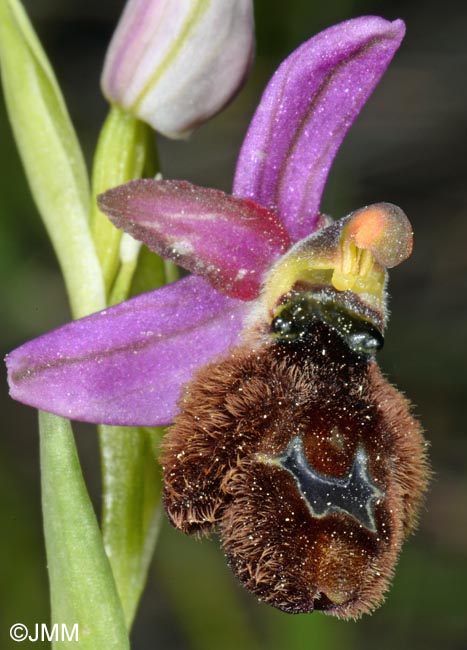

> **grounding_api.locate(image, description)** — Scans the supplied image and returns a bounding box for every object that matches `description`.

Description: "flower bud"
[101,0,255,138]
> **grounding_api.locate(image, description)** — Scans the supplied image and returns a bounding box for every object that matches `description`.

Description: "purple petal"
[99,179,290,300]
[6,276,247,426]
[233,16,405,242]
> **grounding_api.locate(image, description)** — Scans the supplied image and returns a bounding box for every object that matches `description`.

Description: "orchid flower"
[6,16,429,617]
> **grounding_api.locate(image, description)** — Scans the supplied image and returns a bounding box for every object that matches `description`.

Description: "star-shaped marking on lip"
[264,436,384,532]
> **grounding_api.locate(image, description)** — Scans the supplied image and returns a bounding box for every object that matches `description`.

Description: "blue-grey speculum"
[278,436,383,532]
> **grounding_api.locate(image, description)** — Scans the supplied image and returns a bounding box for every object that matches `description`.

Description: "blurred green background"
[1,0,466,648]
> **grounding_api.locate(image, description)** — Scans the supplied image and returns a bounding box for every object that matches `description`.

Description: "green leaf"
[91,105,157,297]
[0,0,104,319]
[39,412,129,650]
[99,426,164,629]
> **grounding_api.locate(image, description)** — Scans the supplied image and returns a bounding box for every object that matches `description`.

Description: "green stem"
[100,247,177,629]
[91,105,153,297]
[91,110,179,628]
[108,242,142,306]
[40,412,129,649]
[99,426,164,629]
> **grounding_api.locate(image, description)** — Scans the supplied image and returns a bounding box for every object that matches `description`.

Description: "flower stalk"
[91,105,158,297]
[89,102,174,628]
[99,425,163,629]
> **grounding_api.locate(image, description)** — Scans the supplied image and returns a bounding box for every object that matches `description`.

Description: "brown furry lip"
[161,319,429,618]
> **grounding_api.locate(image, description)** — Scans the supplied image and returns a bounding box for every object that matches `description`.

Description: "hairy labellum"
[161,312,429,618]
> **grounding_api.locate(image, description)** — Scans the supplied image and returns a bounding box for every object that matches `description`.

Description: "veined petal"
[98,179,290,300]
[6,276,247,427]
[233,16,405,242]
[102,0,254,138]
